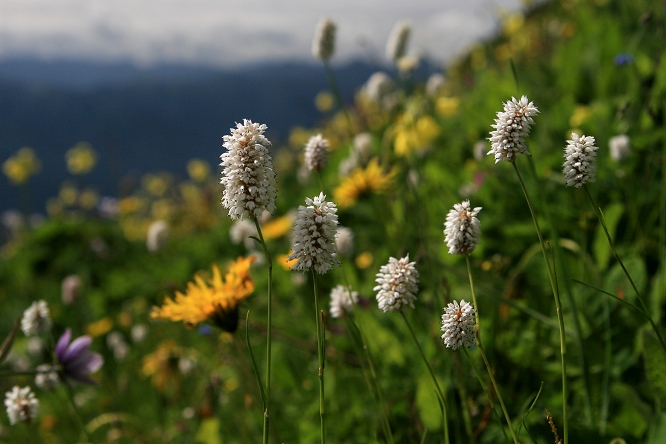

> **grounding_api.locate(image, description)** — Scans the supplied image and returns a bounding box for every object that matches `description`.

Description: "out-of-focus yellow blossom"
[187,159,210,182]
[289,127,311,149]
[570,105,591,127]
[394,115,440,156]
[59,183,78,206]
[2,147,41,185]
[142,174,169,197]
[355,252,374,269]
[334,158,396,208]
[118,197,143,215]
[117,311,132,329]
[86,317,114,337]
[224,378,239,392]
[46,199,64,217]
[277,253,298,270]
[261,214,294,240]
[121,219,149,241]
[78,188,99,210]
[151,256,256,331]
[315,91,335,112]
[503,13,525,36]
[151,199,174,221]
[66,142,97,175]
[436,97,460,117]
[142,341,187,391]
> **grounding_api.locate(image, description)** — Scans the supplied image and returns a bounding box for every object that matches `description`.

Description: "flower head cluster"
[488,96,539,163]
[35,364,60,390]
[329,285,359,319]
[288,193,340,274]
[220,120,277,220]
[335,226,355,257]
[312,17,336,61]
[441,300,477,350]
[609,134,631,162]
[152,257,256,331]
[4,386,39,425]
[304,134,330,172]
[444,201,482,255]
[563,133,598,188]
[21,300,51,336]
[374,255,419,312]
[55,328,104,384]
[386,21,411,62]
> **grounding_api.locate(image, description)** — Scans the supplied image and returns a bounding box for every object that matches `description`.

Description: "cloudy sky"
[0,0,522,67]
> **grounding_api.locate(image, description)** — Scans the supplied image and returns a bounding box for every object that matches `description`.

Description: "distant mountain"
[0,58,437,214]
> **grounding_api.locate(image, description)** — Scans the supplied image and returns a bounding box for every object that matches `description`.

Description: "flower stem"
[512,161,568,443]
[324,61,353,135]
[583,186,666,354]
[464,256,480,334]
[63,380,93,442]
[399,311,449,444]
[253,219,274,443]
[312,270,326,444]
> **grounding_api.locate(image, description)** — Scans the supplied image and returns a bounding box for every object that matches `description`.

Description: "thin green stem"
[312,270,326,444]
[461,348,510,444]
[323,61,353,136]
[399,311,449,444]
[253,219,274,444]
[465,255,480,333]
[512,161,568,443]
[477,343,519,444]
[583,186,666,354]
[63,380,94,443]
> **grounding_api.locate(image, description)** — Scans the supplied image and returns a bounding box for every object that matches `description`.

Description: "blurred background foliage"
[1,0,666,442]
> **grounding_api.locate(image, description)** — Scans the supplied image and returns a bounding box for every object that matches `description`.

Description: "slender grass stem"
[399,311,449,444]
[461,348,510,444]
[465,255,518,443]
[253,219,274,443]
[312,270,326,444]
[512,161,568,443]
[583,186,666,353]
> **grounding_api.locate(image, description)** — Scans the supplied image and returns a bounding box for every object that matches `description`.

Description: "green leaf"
[642,327,666,404]
[415,371,443,431]
[604,255,647,307]
[195,418,222,444]
[647,413,666,444]
[593,202,624,271]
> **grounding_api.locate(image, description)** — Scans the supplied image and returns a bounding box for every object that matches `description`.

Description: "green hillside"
[1,0,665,442]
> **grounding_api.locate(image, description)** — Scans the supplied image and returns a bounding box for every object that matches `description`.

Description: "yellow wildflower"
[151,256,256,332]
[142,341,190,391]
[261,214,294,240]
[334,158,396,208]
[66,142,97,175]
[2,147,41,185]
[143,174,169,197]
[86,317,114,337]
[436,97,460,117]
[355,252,374,269]
[569,105,591,127]
[187,159,210,182]
[277,253,299,270]
[394,115,440,156]
[315,91,335,112]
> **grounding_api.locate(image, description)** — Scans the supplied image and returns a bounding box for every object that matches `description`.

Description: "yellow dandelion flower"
[86,317,114,337]
[142,341,188,391]
[355,251,374,269]
[334,158,396,208]
[143,174,169,197]
[151,256,256,332]
[261,214,294,240]
[66,142,97,175]
[435,97,460,118]
[2,147,41,185]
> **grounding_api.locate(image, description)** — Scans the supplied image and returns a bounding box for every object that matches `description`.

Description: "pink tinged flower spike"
[288,192,340,274]
[444,200,482,255]
[563,133,599,188]
[55,329,104,384]
[4,386,39,425]
[441,300,477,350]
[487,95,539,163]
[374,255,419,312]
[304,134,330,173]
[220,119,277,220]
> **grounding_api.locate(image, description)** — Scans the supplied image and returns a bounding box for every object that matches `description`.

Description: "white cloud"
[0,0,521,66]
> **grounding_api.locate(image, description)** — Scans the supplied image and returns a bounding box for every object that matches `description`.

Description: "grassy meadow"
[1,0,666,442]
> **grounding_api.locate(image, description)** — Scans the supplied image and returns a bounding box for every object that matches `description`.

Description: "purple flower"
[55,329,104,384]
[614,53,633,66]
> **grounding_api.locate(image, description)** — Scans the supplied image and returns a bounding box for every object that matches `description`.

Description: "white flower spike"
[488,96,539,163]
[441,300,477,350]
[374,255,419,312]
[444,201,482,255]
[563,132,598,188]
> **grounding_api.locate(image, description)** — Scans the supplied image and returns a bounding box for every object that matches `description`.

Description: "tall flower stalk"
[289,192,340,443]
[220,119,277,443]
[374,255,450,443]
[488,96,568,443]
